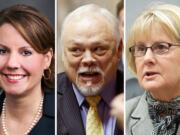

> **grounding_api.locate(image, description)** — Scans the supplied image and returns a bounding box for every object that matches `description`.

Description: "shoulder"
[57,72,72,95]
[125,96,142,135]
[57,72,69,88]
[30,90,55,135]
[126,96,141,119]
[0,91,5,114]
[126,96,142,108]
[57,72,68,84]
[43,90,55,118]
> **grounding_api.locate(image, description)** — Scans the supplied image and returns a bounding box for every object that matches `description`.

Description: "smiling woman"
[0,4,54,135]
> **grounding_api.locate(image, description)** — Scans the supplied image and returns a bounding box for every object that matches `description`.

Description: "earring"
[43,68,51,80]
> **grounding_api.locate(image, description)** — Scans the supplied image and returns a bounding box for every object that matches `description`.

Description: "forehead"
[133,22,173,44]
[0,23,31,48]
[62,15,115,46]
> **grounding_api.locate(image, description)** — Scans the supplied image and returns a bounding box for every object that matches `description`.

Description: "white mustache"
[77,67,103,75]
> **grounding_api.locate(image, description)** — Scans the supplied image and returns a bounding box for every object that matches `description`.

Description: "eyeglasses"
[129,42,180,57]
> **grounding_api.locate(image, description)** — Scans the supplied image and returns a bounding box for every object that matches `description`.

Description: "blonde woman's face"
[135,24,180,100]
[0,23,52,96]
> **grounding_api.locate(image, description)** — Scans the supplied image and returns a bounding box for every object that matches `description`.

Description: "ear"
[44,48,53,69]
[117,39,123,59]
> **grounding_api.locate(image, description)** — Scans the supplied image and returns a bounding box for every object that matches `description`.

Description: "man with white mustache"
[57,4,124,135]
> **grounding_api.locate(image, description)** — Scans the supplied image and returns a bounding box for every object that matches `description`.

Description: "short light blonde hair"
[127,4,180,74]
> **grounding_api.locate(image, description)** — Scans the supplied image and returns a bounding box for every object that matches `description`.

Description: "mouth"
[79,71,101,80]
[79,71,101,77]
[144,71,159,78]
[77,67,104,83]
[0,72,27,81]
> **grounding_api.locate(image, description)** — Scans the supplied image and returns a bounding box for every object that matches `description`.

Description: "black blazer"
[0,90,55,135]
[57,71,124,135]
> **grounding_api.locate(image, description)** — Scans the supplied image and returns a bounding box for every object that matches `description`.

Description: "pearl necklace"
[1,96,44,135]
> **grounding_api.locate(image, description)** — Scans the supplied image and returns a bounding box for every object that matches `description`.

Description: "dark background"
[0,0,55,28]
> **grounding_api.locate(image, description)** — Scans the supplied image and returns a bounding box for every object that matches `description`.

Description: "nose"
[143,48,156,65]
[6,52,20,70]
[81,50,96,67]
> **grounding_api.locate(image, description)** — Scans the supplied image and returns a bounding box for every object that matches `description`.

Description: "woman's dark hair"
[0,4,54,89]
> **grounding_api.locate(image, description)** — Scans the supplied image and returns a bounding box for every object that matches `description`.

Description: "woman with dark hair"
[0,4,54,135]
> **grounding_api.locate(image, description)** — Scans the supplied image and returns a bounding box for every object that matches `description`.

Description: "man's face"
[62,16,120,96]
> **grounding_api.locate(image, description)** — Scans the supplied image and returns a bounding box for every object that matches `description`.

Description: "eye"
[21,50,32,56]
[69,47,83,56]
[155,43,168,49]
[153,43,169,53]
[94,47,107,56]
[0,48,7,55]
[135,45,146,52]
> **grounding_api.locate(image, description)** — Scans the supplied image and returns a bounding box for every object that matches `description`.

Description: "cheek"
[135,59,143,77]
[63,57,79,83]
[100,52,118,73]
[63,55,80,80]
[98,55,112,69]
[0,57,7,70]
[161,59,180,79]
[23,57,46,74]
[63,51,80,66]
[63,54,80,70]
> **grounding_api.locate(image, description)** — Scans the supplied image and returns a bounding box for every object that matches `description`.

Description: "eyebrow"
[0,43,33,49]
[0,44,8,49]
[70,39,110,46]
[20,46,33,49]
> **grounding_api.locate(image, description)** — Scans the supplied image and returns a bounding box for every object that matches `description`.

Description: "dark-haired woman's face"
[0,23,52,96]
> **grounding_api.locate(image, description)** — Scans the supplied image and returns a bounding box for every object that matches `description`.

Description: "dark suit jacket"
[0,89,55,135]
[57,71,124,135]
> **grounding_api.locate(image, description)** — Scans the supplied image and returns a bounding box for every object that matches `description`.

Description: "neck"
[0,86,44,135]
[148,82,180,102]
[150,90,180,102]
[5,89,43,120]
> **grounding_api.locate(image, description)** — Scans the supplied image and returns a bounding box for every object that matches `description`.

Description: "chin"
[75,75,105,96]
[142,83,162,92]
[76,82,104,96]
[2,87,26,96]
[4,90,23,96]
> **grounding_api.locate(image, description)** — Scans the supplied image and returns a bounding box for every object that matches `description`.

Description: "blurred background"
[0,0,55,27]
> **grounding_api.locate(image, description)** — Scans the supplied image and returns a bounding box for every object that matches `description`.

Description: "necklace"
[1,96,44,135]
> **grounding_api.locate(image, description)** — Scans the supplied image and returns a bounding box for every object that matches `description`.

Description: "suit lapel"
[58,73,85,135]
[130,94,153,135]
